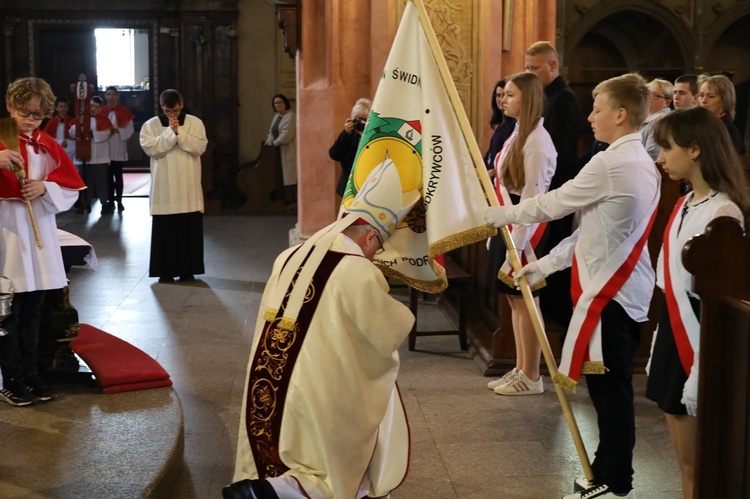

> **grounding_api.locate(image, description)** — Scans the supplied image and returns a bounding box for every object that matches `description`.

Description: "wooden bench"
[408,256,471,351]
[684,217,750,497]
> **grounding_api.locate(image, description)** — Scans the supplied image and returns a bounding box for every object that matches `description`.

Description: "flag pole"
[408,0,594,483]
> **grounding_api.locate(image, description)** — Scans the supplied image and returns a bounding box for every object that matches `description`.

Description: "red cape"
[42,115,75,139]
[101,104,135,127]
[0,129,86,200]
[93,114,113,132]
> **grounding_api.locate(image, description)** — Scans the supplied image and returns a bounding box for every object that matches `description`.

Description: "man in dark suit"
[525,41,583,330]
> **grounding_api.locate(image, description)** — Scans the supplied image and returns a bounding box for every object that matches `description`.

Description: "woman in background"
[265,94,297,209]
[484,80,516,171]
[697,74,744,154]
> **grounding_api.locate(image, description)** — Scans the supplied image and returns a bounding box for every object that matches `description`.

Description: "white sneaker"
[494,370,543,396]
[562,483,636,499]
[486,368,518,390]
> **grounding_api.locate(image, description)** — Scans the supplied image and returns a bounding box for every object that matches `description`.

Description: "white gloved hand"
[681,361,699,417]
[513,261,546,288]
[485,206,512,227]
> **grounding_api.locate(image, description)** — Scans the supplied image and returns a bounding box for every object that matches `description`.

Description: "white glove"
[485,206,512,227]
[681,354,699,416]
[513,261,546,288]
[645,326,659,376]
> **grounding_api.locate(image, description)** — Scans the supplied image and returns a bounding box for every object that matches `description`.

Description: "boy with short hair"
[0,77,85,406]
[486,73,661,499]
[673,74,699,110]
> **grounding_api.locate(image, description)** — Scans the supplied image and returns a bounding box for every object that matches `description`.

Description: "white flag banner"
[341,0,496,292]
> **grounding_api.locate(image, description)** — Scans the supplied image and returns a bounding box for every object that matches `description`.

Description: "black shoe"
[117,202,125,212]
[101,202,115,214]
[222,479,280,499]
[179,275,195,282]
[24,375,57,402]
[158,277,175,283]
[0,380,36,407]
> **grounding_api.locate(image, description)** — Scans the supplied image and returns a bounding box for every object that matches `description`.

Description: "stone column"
[296,0,375,239]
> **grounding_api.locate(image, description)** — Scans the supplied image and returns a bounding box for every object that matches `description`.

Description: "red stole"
[0,129,86,200]
[557,194,659,390]
[662,195,699,375]
[102,104,135,127]
[42,115,74,139]
[244,250,348,478]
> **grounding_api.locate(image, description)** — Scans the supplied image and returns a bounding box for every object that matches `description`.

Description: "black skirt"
[484,193,549,297]
[149,212,205,278]
[645,294,701,415]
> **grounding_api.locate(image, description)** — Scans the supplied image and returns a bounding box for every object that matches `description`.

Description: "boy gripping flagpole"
[406,0,595,485]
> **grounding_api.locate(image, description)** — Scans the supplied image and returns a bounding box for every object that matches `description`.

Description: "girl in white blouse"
[646,106,749,499]
[486,72,557,396]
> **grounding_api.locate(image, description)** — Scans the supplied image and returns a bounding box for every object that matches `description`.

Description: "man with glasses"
[641,79,674,161]
[140,89,207,284]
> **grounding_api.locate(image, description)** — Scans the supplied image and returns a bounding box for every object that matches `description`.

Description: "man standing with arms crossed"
[102,86,134,213]
[524,41,583,329]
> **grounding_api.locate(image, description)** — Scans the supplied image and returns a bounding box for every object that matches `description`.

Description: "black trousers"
[0,290,46,381]
[586,300,641,494]
[108,160,125,204]
[149,212,205,278]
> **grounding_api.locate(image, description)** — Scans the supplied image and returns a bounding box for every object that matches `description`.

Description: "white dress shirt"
[496,118,557,252]
[502,133,661,322]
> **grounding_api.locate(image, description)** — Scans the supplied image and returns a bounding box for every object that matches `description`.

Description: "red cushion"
[71,324,172,393]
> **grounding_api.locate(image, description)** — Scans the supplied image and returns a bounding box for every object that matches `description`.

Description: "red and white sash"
[662,195,699,375]
[493,131,547,288]
[556,192,659,391]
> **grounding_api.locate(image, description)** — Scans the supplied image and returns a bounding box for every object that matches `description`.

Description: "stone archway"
[562,6,692,149]
[701,10,750,148]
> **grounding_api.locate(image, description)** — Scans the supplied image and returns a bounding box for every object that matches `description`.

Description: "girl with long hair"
[485,72,557,395]
[646,105,750,499]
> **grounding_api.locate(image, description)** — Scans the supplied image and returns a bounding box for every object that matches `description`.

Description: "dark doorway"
[36,28,97,100]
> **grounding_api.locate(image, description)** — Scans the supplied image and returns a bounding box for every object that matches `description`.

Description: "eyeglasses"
[375,233,385,255]
[16,109,46,120]
[652,93,668,100]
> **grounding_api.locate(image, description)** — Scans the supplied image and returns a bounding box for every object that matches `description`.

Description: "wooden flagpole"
[408,0,595,483]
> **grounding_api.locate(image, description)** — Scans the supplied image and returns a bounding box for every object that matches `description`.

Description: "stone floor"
[0,197,683,498]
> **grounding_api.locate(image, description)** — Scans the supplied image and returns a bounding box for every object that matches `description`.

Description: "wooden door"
[36,28,97,102]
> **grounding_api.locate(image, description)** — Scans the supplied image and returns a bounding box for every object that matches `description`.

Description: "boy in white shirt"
[486,73,660,499]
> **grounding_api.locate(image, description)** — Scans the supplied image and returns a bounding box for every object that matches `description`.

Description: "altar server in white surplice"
[226,160,417,499]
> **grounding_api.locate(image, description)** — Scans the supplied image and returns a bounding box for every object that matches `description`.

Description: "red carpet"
[70,324,172,394]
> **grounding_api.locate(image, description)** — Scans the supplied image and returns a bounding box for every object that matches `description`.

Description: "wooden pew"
[682,216,750,498]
